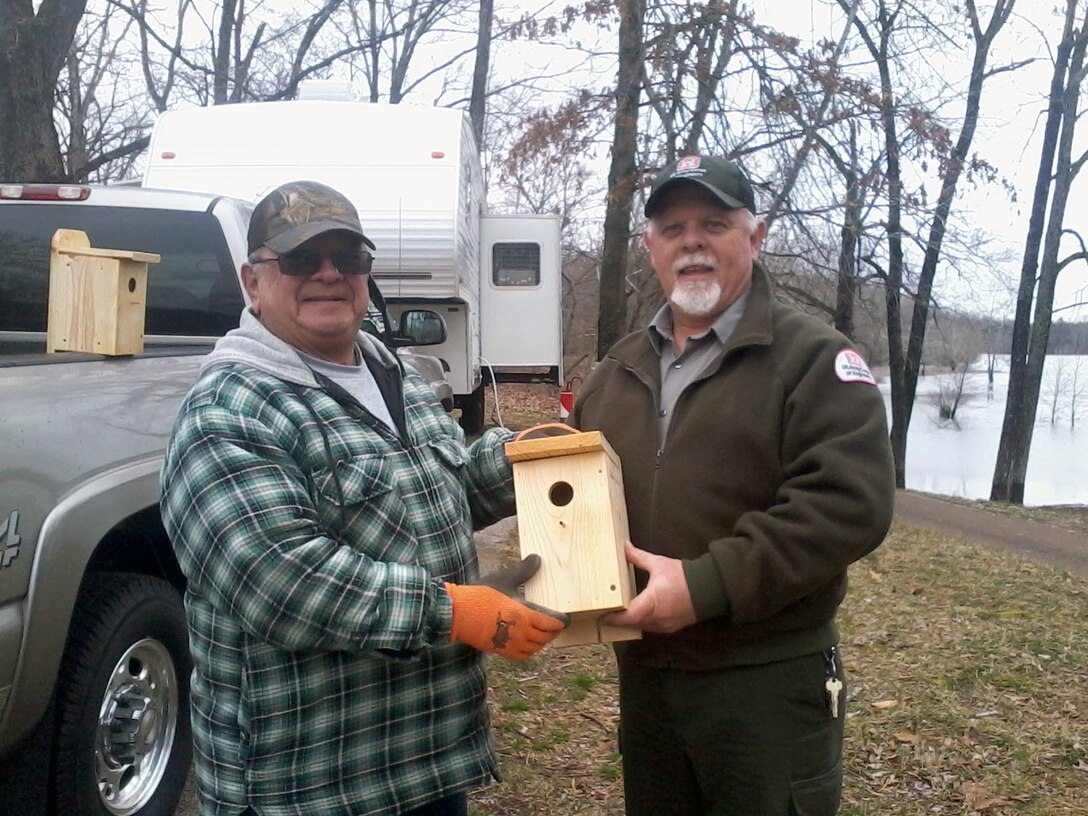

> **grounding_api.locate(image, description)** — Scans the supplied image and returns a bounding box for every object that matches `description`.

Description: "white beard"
[669,278,722,317]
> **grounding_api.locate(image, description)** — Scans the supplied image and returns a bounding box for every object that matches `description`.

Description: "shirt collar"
[647,288,752,356]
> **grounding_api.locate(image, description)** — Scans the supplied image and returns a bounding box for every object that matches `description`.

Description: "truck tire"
[458,385,487,435]
[53,573,192,816]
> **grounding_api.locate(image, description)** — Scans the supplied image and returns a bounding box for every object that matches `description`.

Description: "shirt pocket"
[310,453,417,561]
[415,437,475,579]
[428,436,468,472]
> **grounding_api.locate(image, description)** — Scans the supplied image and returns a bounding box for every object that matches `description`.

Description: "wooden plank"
[505,430,615,463]
[55,245,160,263]
[552,616,642,648]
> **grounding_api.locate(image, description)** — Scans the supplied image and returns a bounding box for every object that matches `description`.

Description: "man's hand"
[446,555,570,660]
[602,542,698,634]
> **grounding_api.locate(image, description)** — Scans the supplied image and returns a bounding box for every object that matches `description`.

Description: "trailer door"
[479,214,562,384]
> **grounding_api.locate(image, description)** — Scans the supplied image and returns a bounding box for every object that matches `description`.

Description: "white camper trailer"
[142,96,563,431]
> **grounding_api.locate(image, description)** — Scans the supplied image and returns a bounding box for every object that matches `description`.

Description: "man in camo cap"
[162,180,568,816]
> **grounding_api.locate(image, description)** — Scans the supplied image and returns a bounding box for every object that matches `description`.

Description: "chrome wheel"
[55,573,191,816]
[95,638,179,815]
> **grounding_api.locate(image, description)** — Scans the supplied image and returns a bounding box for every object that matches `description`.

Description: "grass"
[468,518,1088,816]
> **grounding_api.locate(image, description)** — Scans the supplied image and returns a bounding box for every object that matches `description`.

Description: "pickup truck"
[0,183,453,816]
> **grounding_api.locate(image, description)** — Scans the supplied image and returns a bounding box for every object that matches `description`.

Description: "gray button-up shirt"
[647,289,750,443]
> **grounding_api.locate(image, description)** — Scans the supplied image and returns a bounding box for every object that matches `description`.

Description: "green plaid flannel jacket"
[161,326,515,816]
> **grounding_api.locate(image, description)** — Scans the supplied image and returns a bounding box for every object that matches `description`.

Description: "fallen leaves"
[956,780,1030,811]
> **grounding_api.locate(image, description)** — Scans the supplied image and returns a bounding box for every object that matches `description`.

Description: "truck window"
[0,205,243,336]
[492,242,541,287]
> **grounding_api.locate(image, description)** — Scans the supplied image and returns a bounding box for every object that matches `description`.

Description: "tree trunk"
[469,0,493,148]
[902,0,1012,474]
[872,26,909,488]
[991,0,1081,503]
[213,0,238,104]
[597,0,644,360]
[1001,20,1085,502]
[0,0,88,180]
[834,124,861,339]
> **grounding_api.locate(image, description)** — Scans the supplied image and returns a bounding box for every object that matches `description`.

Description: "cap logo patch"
[672,155,707,180]
[834,348,877,385]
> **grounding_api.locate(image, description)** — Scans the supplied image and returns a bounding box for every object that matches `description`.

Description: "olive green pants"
[617,650,845,816]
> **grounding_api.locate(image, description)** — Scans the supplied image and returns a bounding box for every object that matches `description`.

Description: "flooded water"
[881,356,1088,507]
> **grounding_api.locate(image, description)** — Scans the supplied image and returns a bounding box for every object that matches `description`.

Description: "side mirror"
[392,309,447,347]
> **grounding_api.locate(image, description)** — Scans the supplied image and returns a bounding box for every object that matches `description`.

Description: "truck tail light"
[0,183,91,201]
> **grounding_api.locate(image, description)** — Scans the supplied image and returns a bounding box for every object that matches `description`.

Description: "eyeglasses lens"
[278,250,373,277]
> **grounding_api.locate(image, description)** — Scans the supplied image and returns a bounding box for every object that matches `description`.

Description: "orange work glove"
[513,423,579,441]
[446,554,570,660]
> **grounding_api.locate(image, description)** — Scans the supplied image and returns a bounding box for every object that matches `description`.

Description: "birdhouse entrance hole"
[549,481,574,506]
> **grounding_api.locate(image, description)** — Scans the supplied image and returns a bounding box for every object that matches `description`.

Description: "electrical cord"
[479,356,504,429]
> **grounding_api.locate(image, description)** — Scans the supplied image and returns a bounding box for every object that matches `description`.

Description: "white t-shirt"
[300,349,398,434]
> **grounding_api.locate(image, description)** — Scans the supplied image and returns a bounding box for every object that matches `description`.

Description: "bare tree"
[898,0,1019,479]
[844,0,1018,487]
[992,0,1088,503]
[931,367,977,425]
[640,0,742,163]
[343,0,479,104]
[493,92,610,244]
[1044,355,1069,426]
[597,0,644,359]
[55,4,153,181]
[72,0,488,181]
[1068,356,1085,429]
[468,0,494,145]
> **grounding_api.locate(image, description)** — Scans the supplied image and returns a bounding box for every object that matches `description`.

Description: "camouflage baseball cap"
[247,180,375,255]
[644,155,756,217]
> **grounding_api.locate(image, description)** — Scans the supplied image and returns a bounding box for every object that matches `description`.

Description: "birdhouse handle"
[513,423,580,442]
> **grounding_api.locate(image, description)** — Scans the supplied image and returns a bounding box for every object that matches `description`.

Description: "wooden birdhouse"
[47,229,160,356]
[505,430,641,647]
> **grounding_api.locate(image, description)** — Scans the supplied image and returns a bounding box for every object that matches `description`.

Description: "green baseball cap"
[644,155,756,217]
[248,180,375,255]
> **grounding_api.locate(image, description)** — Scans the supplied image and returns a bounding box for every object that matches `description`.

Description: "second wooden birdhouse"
[47,228,160,356]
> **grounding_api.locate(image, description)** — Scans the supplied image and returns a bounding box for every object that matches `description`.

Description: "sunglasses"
[252,249,373,277]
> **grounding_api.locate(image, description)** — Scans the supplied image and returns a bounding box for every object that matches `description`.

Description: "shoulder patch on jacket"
[834,348,877,384]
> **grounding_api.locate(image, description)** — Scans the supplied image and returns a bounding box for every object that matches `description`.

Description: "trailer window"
[492,243,541,287]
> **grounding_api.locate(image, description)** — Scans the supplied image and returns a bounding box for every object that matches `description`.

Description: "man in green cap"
[161,180,567,816]
[570,156,895,815]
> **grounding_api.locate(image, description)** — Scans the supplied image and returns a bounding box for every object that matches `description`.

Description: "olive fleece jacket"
[569,267,896,670]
